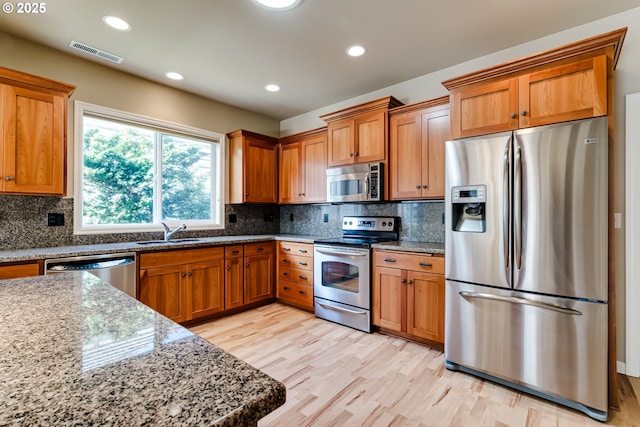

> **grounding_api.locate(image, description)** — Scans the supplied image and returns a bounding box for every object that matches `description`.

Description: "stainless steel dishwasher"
[45,253,137,297]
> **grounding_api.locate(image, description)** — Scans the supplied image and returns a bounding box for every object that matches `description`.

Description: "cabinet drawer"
[278,241,313,257]
[244,241,274,255]
[278,266,313,286]
[374,250,444,274]
[277,281,313,308]
[279,253,313,270]
[140,247,224,269]
[225,245,243,258]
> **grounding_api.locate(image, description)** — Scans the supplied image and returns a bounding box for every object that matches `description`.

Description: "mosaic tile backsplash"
[0,195,443,250]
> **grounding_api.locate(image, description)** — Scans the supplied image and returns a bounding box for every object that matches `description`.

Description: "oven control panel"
[342,216,398,232]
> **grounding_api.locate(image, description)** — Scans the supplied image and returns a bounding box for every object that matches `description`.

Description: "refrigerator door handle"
[458,291,583,315]
[503,145,510,269]
[514,145,522,269]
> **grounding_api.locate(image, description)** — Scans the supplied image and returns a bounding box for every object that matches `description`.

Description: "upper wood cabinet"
[443,28,626,139]
[321,96,403,167]
[278,127,327,204]
[228,129,278,204]
[389,97,449,200]
[0,67,75,195]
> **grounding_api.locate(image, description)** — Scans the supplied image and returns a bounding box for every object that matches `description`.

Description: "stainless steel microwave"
[326,162,383,203]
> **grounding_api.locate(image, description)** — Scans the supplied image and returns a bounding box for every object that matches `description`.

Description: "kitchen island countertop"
[0,272,286,425]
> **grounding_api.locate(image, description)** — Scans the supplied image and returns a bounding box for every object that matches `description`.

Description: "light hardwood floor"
[190,303,640,427]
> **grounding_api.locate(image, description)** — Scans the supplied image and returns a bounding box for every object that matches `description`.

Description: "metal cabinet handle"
[181,273,186,278]
[521,111,528,116]
[510,113,517,119]
[283,247,291,251]
[226,265,231,271]
[231,250,239,255]
[407,280,413,285]
[283,259,291,263]
[400,279,406,284]
[299,249,307,253]
[422,185,427,189]
[299,290,307,296]
[256,247,264,252]
[384,258,396,263]
[298,261,307,266]
[419,262,432,267]
[349,152,354,157]
[245,263,250,268]
[188,272,192,277]
[5,176,13,181]
[283,272,290,277]
[416,185,421,189]
[283,286,291,291]
[354,152,359,157]
[299,275,307,280]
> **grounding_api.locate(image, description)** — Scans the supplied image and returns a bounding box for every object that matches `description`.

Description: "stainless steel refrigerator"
[444,117,609,421]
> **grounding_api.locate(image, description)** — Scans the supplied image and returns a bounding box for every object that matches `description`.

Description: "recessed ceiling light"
[102,15,131,31]
[265,84,281,92]
[166,72,184,81]
[253,0,302,10]
[346,45,367,57]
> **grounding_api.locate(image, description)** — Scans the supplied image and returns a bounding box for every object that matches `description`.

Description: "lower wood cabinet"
[139,247,225,323]
[372,249,445,346]
[0,261,41,279]
[276,241,314,310]
[244,242,276,305]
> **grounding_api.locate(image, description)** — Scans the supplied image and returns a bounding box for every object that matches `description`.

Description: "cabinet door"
[450,78,519,139]
[421,109,449,198]
[372,266,405,332]
[139,265,187,323]
[407,271,444,343]
[244,253,274,304]
[189,259,225,319]
[225,257,244,309]
[389,111,423,199]
[279,142,302,203]
[2,85,65,195]
[354,109,386,163]
[0,261,40,279]
[245,136,277,203]
[327,118,355,166]
[518,56,607,128]
[301,134,327,202]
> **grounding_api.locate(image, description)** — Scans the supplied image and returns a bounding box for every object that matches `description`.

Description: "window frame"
[73,101,226,235]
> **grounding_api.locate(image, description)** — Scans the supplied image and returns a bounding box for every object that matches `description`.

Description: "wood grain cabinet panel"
[0,66,75,195]
[276,241,314,310]
[228,129,278,204]
[244,252,275,305]
[389,98,449,200]
[373,249,445,346]
[279,128,327,204]
[0,261,41,279]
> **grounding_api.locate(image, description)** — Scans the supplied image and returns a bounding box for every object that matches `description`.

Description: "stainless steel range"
[314,216,399,332]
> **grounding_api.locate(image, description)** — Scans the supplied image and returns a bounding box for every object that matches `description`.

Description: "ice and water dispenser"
[451,185,486,233]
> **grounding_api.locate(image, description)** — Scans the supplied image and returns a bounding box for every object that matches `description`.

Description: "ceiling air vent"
[68,40,124,64]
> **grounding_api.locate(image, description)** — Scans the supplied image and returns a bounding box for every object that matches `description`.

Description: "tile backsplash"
[0,195,444,250]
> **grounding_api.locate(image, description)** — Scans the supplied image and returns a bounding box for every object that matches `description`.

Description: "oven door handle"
[315,248,368,257]
[316,301,368,315]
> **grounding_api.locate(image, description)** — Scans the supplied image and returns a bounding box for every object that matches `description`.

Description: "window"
[74,101,225,234]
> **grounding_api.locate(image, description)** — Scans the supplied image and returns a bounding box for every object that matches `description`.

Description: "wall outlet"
[47,213,65,226]
[323,213,329,223]
[228,213,237,223]
[289,214,294,221]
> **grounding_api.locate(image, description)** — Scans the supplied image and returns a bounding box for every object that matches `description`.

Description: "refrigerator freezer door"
[445,132,512,288]
[445,280,608,419]
[514,117,608,301]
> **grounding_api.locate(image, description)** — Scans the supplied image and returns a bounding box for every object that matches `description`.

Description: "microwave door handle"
[364,172,370,199]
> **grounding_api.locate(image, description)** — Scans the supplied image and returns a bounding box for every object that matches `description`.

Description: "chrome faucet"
[162,222,187,241]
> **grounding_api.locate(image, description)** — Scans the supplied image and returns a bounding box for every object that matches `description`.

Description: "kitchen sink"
[135,238,203,245]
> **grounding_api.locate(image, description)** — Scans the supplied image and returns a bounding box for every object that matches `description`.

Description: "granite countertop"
[0,272,286,425]
[0,234,325,263]
[372,240,445,255]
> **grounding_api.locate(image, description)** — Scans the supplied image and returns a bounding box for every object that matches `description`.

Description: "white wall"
[280,6,640,370]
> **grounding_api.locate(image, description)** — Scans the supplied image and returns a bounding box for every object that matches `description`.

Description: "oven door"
[313,244,370,309]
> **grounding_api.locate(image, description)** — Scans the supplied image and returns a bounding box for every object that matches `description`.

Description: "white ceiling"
[2,0,640,120]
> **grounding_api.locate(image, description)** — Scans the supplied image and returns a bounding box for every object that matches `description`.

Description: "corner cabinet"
[443,29,625,140]
[372,249,445,347]
[228,129,278,203]
[388,97,449,200]
[139,247,225,323]
[320,96,403,167]
[0,67,75,195]
[278,127,327,204]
